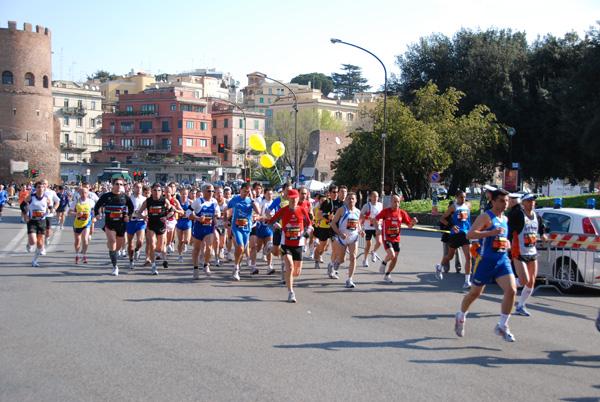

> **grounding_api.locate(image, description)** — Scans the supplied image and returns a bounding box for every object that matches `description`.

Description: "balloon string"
[272,157,284,184]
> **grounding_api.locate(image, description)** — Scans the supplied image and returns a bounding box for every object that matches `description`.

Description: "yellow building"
[99,69,156,110]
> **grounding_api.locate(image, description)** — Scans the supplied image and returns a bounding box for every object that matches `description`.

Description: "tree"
[290,73,334,97]
[268,109,344,174]
[87,70,119,82]
[331,64,371,99]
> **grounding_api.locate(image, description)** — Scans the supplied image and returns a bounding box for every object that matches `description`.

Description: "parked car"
[535,207,600,293]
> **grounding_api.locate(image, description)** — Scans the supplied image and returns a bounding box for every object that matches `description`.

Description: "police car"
[535,207,600,293]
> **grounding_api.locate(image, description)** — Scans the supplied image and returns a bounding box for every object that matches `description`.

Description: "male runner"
[187,184,220,279]
[55,186,70,229]
[41,179,60,252]
[360,191,383,267]
[0,184,7,222]
[68,183,95,264]
[176,187,193,263]
[21,181,49,267]
[455,188,517,342]
[125,182,147,269]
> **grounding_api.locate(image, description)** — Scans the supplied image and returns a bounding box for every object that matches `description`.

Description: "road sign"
[69,169,74,173]
[86,169,91,175]
[430,182,440,188]
[430,172,440,183]
[299,174,306,182]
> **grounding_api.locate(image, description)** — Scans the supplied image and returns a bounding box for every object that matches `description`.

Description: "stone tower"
[0,21,60,184]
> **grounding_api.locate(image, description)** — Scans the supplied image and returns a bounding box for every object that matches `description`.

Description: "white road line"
[2,225,28,255]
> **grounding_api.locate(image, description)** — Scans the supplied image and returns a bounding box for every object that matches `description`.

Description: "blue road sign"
[299,174,306,182]
[69,169,74,173]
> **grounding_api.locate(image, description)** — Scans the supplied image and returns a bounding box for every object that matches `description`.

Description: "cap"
[287,189,299,198]
[508,193,521,199]
[522,194,537,201]
[484,185,497,192]
[224,186,231,191]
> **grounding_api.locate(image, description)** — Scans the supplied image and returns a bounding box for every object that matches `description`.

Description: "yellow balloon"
[260,154,275,168]
[249,135,266,152]
[271,141,286,158]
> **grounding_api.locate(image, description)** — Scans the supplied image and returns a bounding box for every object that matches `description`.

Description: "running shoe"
[151,266,159,275]
[279,278,286,284]
[32,261,40,267]
[226,252,233,261]
[363,260,369,267]
[327,263,338,279]
[128,261,135,269]
[371,251,376,262]
[455,313,465,337]
[308,251,314,259]
[250,267,259,275]
[143,260,151,267]
[455,265,462,273]
[163,260,169,269]
[82,256,87,264]
[193,268,200,280]
[514,305,531,316]
[379,263,386,275]
[463,282,472,290]
[314,261,321,270]
[75,255,79,265]
[219,249,225,259]
[167,244,173,253]
[215,259,220,267]
[40,248,47,256]
[383,274,393,283]
[265,241,273,255]
[303,245,307,253]
[346,278,356,288]
[134,251,140,261]
[45,238,50,246]
[205,265,212,277]
[232,268,240,281]
[319,256,324,264]
[183,244,188,253]
[261,255,267,262]
[156,255,161,260]
[435,264,444,280]
[288,292,297,303]
[178,255,184,263]
[266,266,275,275]
[494,324,516,342]
[26,243,32,253]
[111,267,119,276]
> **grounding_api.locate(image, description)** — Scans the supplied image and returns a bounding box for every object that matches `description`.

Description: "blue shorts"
[472,256,513,286]
[176,218,192,231]
[193,224,214,241]
[126,220,146,235]
[257,222,273,239]
[232,228,250,247]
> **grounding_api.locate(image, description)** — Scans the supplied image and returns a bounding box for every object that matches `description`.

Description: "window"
[212,136,217,145]
[178,120,182,129]
[186,121,194,129]
[267,98,271,104]
[224,118,229,128]
[124,90,128,94]
[336,111,342,120]
[90,118,96,128]
[170,103,176,111]
[121,138,134,147]
[259,98,264,104]
[178,138,182,146]
[125,105,133,111]
[91,101,96,110]
[64,133,70,143]
[77,100,83,108]
[116,90,120,95]
[139,121,153,132]
[348,112,354,121]
[63,117,69,126]
[64,99,69,107]
[109,122,115,134]
[121,122,134,133]
[542,213,572,233]
[24,72,34,86]
[266,110,272,117]
[76,117,83,127]
[3,71,14,84]
[43,76,48,88]
[268,88,272,94]
[254,120,259,130]
[186,138,194,147]
[181,104,193,112]
[199,139,207,147]
[212,119,217,129]
[139,138,153,146]
[194,105,207,113]
[141,104,155,112]
[224,135,228,146]
[239,119,244,129]
[200,122,207,131]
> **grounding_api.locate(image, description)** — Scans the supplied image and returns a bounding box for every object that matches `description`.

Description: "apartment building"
[52,80,104,163]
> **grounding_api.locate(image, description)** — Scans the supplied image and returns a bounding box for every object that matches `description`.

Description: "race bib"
[347,218,359,231]
[32,210,44,219]
[149,207,162,215]
[235,218,248,229]
[386,226,399,238]
[493,236,508,253]
[78,213,89,220]
[285,225,302,241]
[457,211,468,221]
[524,233,537,247]
[200,213,213,226]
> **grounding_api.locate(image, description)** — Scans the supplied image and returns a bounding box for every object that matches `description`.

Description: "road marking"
[1,225,28,255]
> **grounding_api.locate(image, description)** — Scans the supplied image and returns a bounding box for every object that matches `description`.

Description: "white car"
[535,207,600,293]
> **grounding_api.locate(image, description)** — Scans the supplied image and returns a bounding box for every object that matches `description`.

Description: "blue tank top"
[178,199,190,223]
[480,210,509,260]
[451,203,471,234]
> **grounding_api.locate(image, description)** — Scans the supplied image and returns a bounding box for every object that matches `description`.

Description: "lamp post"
[256,72,298,185]
[507,127,515,167]
[330,38,387,198]
[207,97,247,178]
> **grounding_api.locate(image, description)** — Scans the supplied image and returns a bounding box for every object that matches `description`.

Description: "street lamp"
[207,97,247,177]
[507,127,516,167]
[330,38,387,198]
[255,72,298,185]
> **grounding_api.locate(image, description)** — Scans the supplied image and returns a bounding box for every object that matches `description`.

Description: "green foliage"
[87,70,119,82]
[537,194,600,209]
[252,167,282,188]
[331,64,371,100]
[290,73,334,97]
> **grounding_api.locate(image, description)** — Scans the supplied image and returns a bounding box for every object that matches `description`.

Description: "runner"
[134,183,175,275]
[176,187,193,263]
[297,187,313,253]
[257,187,275,274]
[125,182,147,269]
[267,189,312,302]
[454,188,517,342]
[41,179,60,252]
[265,182,292,280]
[509,193,547,316]
[312,190,333,269]
[213,186,228,266]
[324,185,347,279]
[227,183,261,281]
[248,182,264,275]
[55,186,70,229]
[435,190,473,288]
[307,193,322,259]
[67,183,95,264]
[375,195,418,283]
[330,192,365,288]
[187,184,220,279]
[0,184,8,222]
[21,181,49,267]
[164,184,184,256]
[93,177,134,276]
[360,191,383,267]
[223,186,234,261]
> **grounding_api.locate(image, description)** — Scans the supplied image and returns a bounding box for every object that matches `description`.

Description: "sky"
[3,0,599,91]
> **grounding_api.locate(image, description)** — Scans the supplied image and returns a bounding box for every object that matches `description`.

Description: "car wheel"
[554,257,581,294]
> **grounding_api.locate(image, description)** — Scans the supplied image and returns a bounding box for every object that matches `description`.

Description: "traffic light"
[23,169,29,177]
[242,168,251,182]
[133,171,138,181]
[32,169,39,178]
[218,143,225,154]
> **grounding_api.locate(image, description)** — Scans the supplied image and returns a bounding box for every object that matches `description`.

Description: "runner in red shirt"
[268,189,312,303]
[375,194,418,283]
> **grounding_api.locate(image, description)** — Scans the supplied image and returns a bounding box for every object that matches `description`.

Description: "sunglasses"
[205,190,215,192]
[115,183,124,186]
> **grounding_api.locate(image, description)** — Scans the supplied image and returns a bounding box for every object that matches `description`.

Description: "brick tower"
[0,21,60,184]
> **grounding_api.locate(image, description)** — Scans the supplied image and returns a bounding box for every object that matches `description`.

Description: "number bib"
[492,236,508,253]
[346,218,359,231]
[200,213,213,227]
[523,233,537,247]
[235,218,248,229]
[285,225,302,241]
[457,211,469,221]
[32,210,44,219]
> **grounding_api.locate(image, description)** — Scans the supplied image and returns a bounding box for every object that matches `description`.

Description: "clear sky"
[3,0,598,91]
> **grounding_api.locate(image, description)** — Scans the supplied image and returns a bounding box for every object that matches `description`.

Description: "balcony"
[115,110,157,117]
[104,144,172,153]
[61,107,87,116]
[61,140,87,152]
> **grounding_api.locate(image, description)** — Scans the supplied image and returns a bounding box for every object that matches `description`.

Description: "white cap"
[484,185,497,192]
[508,193,521,199]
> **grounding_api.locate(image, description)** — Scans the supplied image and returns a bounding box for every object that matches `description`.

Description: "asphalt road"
[1,206,599,401]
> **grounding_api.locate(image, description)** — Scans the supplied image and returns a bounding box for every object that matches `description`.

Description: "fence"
[537,232,600,293]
